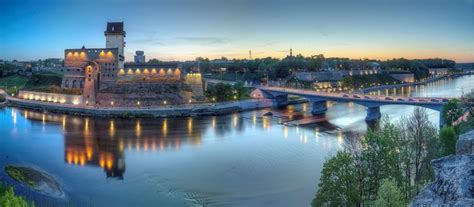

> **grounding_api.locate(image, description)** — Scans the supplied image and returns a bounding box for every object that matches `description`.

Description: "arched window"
[72,80,77,88]
[80,80,84,88]
[65,80,69,88]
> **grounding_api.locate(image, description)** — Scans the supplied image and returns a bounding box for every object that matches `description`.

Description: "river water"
[0,75,473,207]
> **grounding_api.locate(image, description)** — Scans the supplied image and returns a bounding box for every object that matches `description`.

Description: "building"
[429,68,449,76]
[134,51,145,63]
[59,22,204,106]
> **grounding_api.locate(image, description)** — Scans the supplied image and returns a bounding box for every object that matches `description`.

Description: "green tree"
[359,117,402,201]
[312,151,361,207]
[373,179,405,207]
[0,183,34,207]
[206,83,233,102]
[442,99,462,126]
[439,126,457,156]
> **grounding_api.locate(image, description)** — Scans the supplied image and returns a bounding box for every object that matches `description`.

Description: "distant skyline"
[1,0,473,62]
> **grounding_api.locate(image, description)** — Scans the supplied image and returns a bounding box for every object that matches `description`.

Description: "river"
[0,75,473,207]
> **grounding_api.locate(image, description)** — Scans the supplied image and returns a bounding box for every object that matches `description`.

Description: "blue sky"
[1,0,473,62]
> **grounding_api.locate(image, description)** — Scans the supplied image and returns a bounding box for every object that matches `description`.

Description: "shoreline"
[5,95,308,118]
[2,73,468,118]
[360,73,466,94]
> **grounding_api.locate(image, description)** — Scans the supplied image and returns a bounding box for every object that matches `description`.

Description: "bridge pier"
[366,106,381,122]
[311,100,328,115]
[439,111,445,127]
[272,94,289,108]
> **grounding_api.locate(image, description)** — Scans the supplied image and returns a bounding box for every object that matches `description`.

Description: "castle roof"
[105,22,126,36]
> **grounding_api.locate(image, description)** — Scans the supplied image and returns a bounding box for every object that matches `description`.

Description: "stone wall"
[411,130,474,206]
[96,81,192,106]
[18,90,83,105]
[185,73,205,101]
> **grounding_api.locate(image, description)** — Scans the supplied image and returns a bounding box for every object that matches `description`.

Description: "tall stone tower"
[105,22,126,69]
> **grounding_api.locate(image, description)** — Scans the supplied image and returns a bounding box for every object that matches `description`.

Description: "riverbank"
[5,95,307,118]
[360,74,465,94]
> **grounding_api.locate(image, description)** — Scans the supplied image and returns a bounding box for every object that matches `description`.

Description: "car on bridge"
[397,98,405,101]
[353,95,361,98]
[342,94,349,98]
[385,97,394,101]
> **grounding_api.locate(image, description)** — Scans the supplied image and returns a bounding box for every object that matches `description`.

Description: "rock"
[411,155,474,206]
[4,165,64,198]
[411,130,474,206]
[263,112,273,116]
[457,130,474,155]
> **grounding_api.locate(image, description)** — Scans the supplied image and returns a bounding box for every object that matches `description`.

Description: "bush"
[0,182,34,207]
[439,126,457,156]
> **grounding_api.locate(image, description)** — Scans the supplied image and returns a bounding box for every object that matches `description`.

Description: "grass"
[0,75,29,95]
[4,166,35,187]
[0,182,34,207]
[0,73,82,95]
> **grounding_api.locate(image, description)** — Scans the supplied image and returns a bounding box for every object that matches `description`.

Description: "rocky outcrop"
[411,130,474,206]
[457,130,474,155]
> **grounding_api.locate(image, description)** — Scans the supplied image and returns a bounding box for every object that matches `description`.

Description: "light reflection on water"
[0,75,473,207]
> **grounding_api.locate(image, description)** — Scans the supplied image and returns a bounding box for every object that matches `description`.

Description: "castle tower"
[105,22,126,69]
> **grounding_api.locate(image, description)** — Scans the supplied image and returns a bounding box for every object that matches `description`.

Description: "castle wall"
[19,90,83,105]
[185,73,205,101]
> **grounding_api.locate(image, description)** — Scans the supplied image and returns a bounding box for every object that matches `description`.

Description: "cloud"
[175,37,230,45]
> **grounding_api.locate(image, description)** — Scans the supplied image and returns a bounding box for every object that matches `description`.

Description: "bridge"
[258,86,449,126]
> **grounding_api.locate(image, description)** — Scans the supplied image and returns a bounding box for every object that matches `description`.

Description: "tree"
[373,179,405,207]
[0,183,34,207]
[439,126,457,156]
[147,58,162,64]
[359,117,402,201]
[442,99,462,126]
[399,107,439,194]
[312,151,361,207]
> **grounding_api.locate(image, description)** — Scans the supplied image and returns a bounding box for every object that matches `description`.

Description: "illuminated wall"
[19,90,83,105]
[184,73,205,101]
[389,73,415,83]
[117,67,181,81]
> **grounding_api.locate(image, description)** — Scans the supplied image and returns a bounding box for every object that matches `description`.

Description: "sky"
[0,0,473,62]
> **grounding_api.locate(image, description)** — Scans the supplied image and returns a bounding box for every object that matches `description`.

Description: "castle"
[61,22,204,107]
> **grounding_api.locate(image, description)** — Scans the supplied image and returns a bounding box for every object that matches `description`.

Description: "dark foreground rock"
[4,165,64,198]
[411,130,474,206]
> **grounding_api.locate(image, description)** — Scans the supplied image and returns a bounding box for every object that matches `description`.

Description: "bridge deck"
[258,86,448,106]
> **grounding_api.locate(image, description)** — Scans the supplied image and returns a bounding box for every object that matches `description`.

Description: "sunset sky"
[1,0,473,62]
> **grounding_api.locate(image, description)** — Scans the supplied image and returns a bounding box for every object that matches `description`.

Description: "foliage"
[312,151,361,207]
[439,126,457,156]
[373,179,405,207]
[342,74,400,89]
[0,63,19,76]
[22,73,81,95]
[206,83,233,102]
[398,108,439,196]
[206,82,250,102]
[359,118,401,201]
[442,99,462,126]
[0,75,29,95]
[0,94,5,102]
[5,166,35,187]
[380,58,455,80]
[313,108,440,205]
[0,182,34,207]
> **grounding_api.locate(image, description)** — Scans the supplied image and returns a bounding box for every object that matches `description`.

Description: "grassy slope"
[0,73,81,95]
[0,75,29,94]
